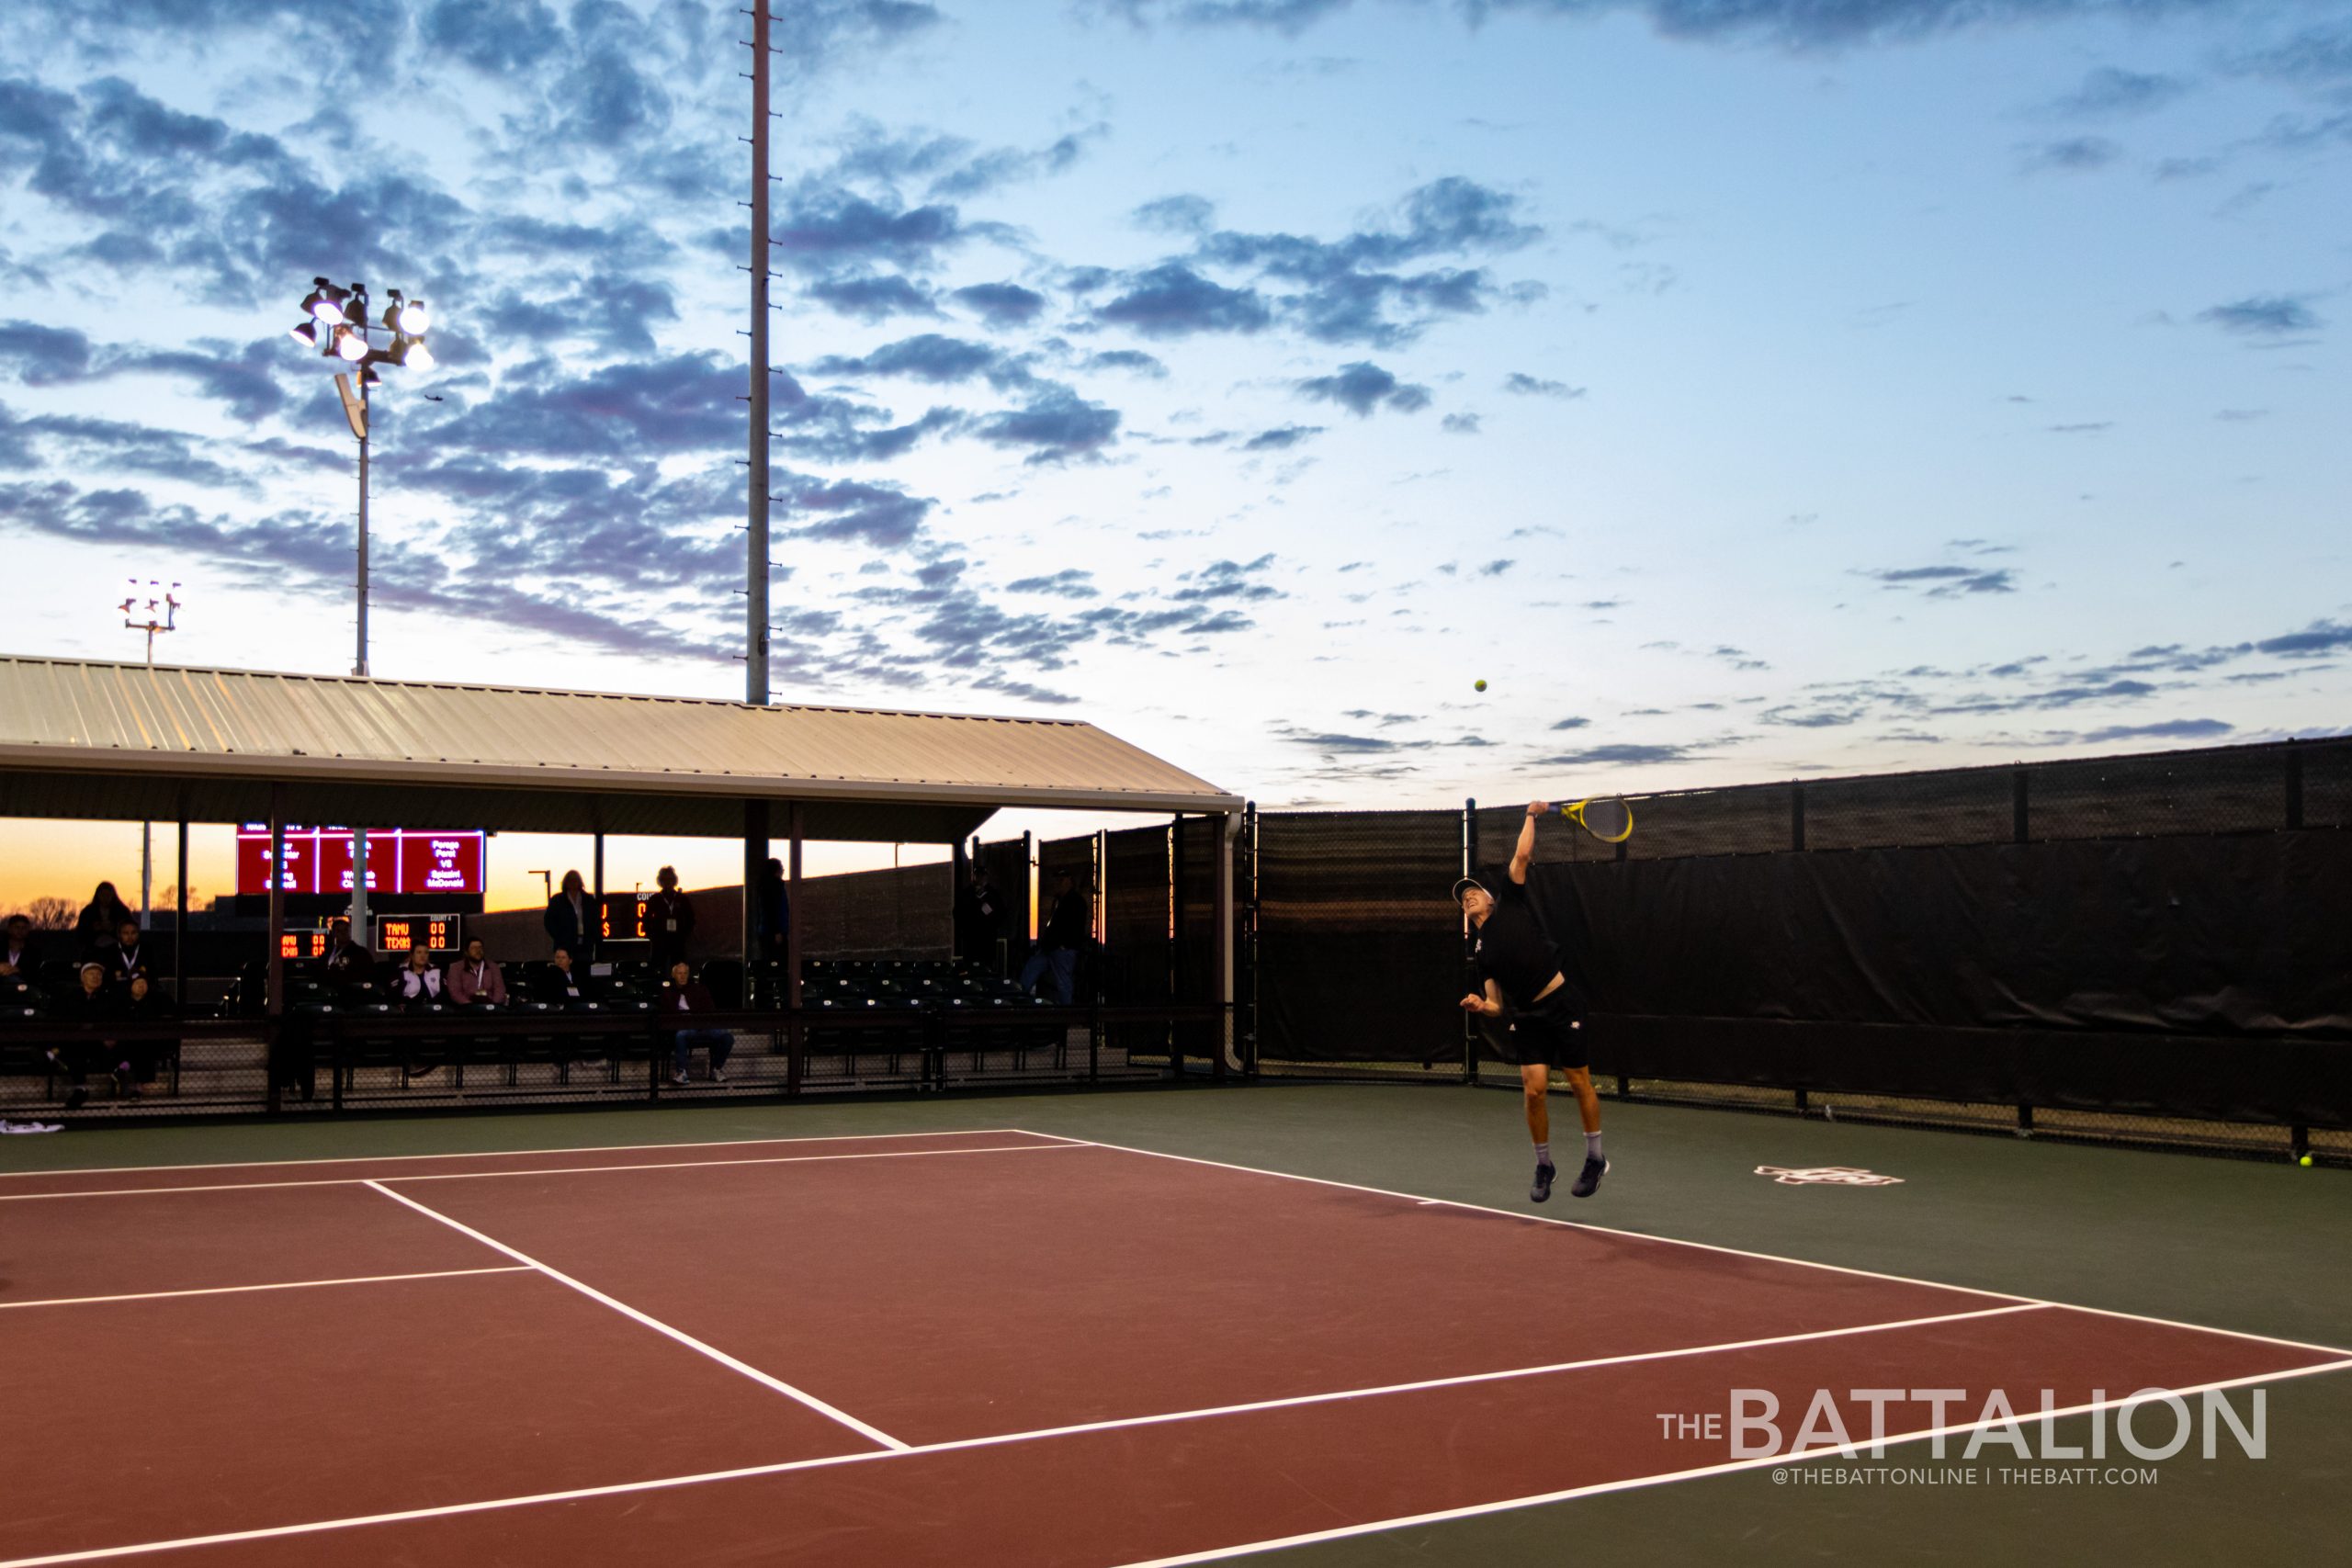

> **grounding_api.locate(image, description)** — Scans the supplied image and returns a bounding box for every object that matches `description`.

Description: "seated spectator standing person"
[956,863,1002,972]
[645,866,695,972]
[322,917,376,995]
[92,918,151,987]
[536,946,590,1005]
[661,959,730,1086]
[752,857,788,963]
[111,973,173,1099]
[46,961,112,1108]
[74,881,133,953]
[447,937,508,1008]
[543,870,596,964]
[1,912,38,979]
[1020,870,1088,1006]
[391,944,445,1008]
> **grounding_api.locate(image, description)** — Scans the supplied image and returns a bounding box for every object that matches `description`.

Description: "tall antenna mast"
[747,2,772,705]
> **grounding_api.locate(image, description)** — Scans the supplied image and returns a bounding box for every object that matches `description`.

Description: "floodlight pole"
[744,1,775,967]
[356,374,370,679]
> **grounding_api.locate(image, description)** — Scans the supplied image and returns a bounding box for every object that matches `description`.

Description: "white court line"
[1101,1360,2352,1568]
[0,1266,533,1313]
[0,1141,1087,1201]
[1037,1134,2352,1360]
[0,1126,1057,1182]
[6,1333,2345,1567]
[361,1179,909,1453]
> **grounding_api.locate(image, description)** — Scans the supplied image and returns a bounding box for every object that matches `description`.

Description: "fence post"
[2012,767,2030,844]
[2285,740,2303,830]
[1791,780,1806,852]
[1463,797,1477,1084]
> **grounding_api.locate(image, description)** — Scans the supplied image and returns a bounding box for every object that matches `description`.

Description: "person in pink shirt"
[446,936,508,1007]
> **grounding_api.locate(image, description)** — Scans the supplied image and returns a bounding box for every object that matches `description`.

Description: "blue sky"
[2,0,2347,879]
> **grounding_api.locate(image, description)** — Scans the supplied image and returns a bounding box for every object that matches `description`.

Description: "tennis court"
[5,1088,2346,1566]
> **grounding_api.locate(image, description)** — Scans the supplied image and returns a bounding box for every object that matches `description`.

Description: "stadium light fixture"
[282,272,439,682]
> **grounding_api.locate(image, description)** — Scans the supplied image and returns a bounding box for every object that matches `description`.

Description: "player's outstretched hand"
[1459,992,1489,1014]
[1527,799,1551,817]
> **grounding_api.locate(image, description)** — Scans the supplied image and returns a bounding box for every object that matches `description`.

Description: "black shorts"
[1506,989,1588,1071]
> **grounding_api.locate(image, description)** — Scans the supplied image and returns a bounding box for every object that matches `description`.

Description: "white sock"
[1533,1141,1552,1168]
[1586,1132,1604,1160]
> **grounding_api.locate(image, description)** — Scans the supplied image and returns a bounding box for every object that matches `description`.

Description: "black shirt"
[1473,876,1564,1010]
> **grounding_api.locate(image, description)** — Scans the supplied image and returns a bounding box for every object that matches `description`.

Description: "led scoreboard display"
[237,827,485,897]
[278,917,460,957]
[599,895,651,943]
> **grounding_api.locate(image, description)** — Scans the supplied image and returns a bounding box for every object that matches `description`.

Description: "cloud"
[1442,412,1482,434]
[1079,348,1167,378]
[2254,619,2352,658]
[802,274,942,321]
[1134,194,1216,233]
[1242,424,1322,450]
[2046,67,2188,118]
[1172,553,1283,602]
[2076,718,2233,743]
[969,388,1121,464]
[2020,136,2122,173]
[1005,570,1098,596]
[1295,361,1432,416]
[2198,296,2323,336]
[1551,716,1591,730]
[950,281,1048,327]
[1477,558,1512,575]
[1093,264,1273,338]
[1531,741,1703,766]
[808,333,1023,387]
[1862,565,2019,597]
[1501,372,1584,399]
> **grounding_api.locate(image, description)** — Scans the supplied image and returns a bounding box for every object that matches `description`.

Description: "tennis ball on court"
[1474,679,1487,692]
[2301,1154,2314,1168]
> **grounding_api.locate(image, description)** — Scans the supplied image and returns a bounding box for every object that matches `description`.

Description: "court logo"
[1756,1165,1904,1187]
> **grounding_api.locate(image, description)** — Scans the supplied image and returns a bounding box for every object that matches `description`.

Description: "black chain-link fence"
[8,738,2343,1158]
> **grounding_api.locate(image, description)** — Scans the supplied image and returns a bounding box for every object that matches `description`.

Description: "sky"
[2,0,2348,915]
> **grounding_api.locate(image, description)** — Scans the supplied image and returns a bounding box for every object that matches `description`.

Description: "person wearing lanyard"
[645,866,696,972]
[661,959,731,1086]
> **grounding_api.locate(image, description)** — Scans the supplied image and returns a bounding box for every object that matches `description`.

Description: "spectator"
[645,865,696,971]
[44,961,111,1109]
[87,917,152,985]
[74,881,133,950]
[322,918,376,994]
[390,944,445,1007]
[956,864,1002,971]
[536,945,589,1005]
[543,870,597,964]
[1020,870,1088,1006]
[110,973,173,1099]
[447,937,508,1007]
[1,913,37,979]
[752,856,788,962]
[660,958,731,1085]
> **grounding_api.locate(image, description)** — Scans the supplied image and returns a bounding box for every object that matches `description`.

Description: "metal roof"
[0,657,1241,841]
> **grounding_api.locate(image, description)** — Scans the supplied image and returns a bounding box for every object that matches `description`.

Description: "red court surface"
[5,1129,2347,1567]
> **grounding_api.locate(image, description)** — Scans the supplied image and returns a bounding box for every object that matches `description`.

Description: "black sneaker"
[1570,1155,1610,1198]
[1530,1161,1557,1202]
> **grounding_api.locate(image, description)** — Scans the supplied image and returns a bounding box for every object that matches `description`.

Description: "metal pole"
[351,828,368,944]
[355,376,369,678]
[174,814,188,1007]
[746,0,771,705]
[1216,811,1238,1075]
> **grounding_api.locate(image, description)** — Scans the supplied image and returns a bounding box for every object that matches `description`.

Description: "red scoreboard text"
[237,826,486,897]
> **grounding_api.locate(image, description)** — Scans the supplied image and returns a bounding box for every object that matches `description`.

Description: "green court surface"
[6,1082,2345,1565]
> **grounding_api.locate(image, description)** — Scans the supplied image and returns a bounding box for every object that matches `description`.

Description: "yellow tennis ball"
[2301,1154,2314,1168]
[1474,679,1487,692]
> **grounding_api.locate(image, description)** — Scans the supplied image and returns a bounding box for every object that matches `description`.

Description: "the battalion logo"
[1755,1165,1905,1187]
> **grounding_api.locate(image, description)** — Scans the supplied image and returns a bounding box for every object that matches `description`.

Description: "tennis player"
[1454,800,1608,1201]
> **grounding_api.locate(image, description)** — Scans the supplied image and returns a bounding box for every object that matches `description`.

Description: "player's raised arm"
[1510,800,1549,885]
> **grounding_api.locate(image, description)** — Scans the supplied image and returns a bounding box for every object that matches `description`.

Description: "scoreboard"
[278,917,462,957]
[237,827,485,896]
[599,894,651,943]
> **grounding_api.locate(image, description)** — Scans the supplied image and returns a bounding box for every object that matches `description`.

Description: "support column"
[174,814,188,1007]
[266,783,286,1115]
[743,797,770,964]
[786,800,804,1093]
[1216,811,1238,1075]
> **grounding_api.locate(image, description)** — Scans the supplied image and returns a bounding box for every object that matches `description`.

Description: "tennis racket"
[1559,795,1634,843]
